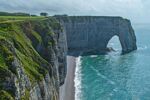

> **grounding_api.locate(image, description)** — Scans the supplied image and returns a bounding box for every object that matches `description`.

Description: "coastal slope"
[0,17,67,100]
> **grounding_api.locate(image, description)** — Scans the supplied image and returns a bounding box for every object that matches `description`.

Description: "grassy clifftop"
[0,16,62,99]
[0,16,46,23]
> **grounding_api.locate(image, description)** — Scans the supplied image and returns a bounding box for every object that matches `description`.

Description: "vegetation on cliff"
[0,16,62,99]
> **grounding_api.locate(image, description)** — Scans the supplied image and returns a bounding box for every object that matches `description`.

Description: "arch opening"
[107,35,122,53]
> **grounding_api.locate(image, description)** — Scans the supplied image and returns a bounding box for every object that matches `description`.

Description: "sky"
[0,0,150,23]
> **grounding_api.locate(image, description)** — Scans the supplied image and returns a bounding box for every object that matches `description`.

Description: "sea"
[74,24,150,100]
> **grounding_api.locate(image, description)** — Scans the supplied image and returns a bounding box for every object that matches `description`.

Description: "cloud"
[0,0,149,23]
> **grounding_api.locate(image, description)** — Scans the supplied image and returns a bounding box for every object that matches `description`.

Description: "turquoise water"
[75,24,150,100]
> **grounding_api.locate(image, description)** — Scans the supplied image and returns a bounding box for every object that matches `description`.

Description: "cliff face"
[56,16,137,56]
[0,17,67,100]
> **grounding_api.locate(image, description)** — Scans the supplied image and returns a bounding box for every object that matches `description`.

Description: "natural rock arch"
[106,35,121,51]
[56,16,137,56]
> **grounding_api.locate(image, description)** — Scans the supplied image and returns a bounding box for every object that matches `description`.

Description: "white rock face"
[56,16,137,56]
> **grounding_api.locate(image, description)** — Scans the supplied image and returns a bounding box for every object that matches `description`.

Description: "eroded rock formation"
[56,16,137,56]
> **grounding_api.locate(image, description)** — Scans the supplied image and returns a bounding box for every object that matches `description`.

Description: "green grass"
[0,90,14,100]
[16,49,47,83]
[0,16,47,23]
[21,89,30,100]
[10,23,48,81]
[31,30,42,42]
[0,52,6,68]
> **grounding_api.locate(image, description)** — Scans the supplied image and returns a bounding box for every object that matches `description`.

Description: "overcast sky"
[0,0,150,23]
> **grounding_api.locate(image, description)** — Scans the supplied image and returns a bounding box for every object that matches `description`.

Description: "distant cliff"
[0,17,67,100]
[56,16,137,56]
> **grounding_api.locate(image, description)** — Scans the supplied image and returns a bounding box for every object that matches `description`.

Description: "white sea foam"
[74,56,82,100]
[138,45,148,50]
[90,55,98,58]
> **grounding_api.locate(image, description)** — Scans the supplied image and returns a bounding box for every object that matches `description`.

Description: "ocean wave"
[138,45,148,50]
[90,55,98,58]
[74,56,82,100]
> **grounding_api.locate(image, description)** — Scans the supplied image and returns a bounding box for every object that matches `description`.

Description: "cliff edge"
[0,17,67,100]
